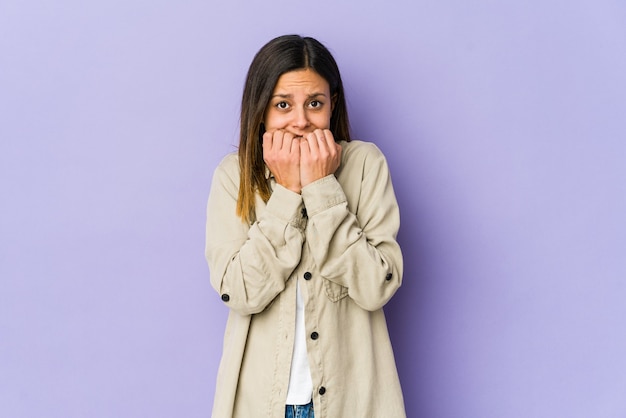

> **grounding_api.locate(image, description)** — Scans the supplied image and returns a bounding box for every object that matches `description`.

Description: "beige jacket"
[205,140,406,417]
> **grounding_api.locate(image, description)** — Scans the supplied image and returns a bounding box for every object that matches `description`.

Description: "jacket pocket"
[323,278,348,302]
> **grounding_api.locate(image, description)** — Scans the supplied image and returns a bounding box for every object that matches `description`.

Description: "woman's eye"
[276,101,289,109]
[309,100,322,108]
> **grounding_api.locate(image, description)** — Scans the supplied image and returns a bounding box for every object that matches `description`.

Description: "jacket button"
[385,273,393,281]
[310,332,319,340]
[318,386,326,395]
[221,294,230,302]
[303,272,312,280]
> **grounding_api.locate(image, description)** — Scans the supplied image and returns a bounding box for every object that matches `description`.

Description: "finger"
[282,131,297,152]
[304,131,321,156]
[322,129,336,149]
[317,129,337,155]
[323,129,342,162]
[291,135,301,155]
[313,129,334,158]
[299,136,310,155]
[263,129,278,151]
[272,129,285,151]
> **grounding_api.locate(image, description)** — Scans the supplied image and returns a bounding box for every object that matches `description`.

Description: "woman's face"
[264,69,334,137]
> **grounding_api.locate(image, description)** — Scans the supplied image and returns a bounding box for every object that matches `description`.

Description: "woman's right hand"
[262,130,302,194]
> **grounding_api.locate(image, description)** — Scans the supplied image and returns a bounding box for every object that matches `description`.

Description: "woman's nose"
[292,107,310,129]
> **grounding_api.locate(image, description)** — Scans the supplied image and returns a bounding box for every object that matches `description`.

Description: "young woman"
[206,34,406,418]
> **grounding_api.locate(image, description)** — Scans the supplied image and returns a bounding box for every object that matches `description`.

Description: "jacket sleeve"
[205,155,306,315]
[301,143,403,311]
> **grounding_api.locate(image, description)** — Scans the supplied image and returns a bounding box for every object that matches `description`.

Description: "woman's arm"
[302,143,403,311]
[205,155,306,315]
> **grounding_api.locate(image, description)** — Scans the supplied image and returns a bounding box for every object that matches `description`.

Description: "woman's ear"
[331,94,338,112]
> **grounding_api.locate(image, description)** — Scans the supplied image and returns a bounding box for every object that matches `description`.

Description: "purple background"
[1,0,625,417]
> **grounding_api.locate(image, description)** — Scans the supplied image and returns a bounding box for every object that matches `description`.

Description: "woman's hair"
[236,35,351,223]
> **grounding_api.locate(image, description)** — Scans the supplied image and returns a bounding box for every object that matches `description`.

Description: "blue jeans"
[285,400,314,418]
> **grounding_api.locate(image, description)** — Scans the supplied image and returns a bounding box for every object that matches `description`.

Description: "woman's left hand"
[299,129,342,187]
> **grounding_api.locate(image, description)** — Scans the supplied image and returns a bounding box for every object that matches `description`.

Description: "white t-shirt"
[285,280,313,404]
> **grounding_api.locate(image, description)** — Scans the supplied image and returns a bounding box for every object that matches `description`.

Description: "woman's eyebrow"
[271,92,328,99]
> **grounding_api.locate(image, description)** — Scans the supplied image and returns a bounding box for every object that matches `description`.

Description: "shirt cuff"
[301,175,347,217]
[265,183,307,229]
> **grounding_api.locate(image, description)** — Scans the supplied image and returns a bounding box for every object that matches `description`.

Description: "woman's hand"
[300,129,342,187]
[263,130,302,194]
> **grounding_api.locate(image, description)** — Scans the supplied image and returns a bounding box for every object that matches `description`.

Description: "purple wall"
[1,1,625,416]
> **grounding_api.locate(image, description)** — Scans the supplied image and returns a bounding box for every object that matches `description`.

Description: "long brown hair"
[236,35,351,223]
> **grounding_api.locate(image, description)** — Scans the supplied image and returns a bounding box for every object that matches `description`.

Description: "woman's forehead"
[273,69,330,95]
